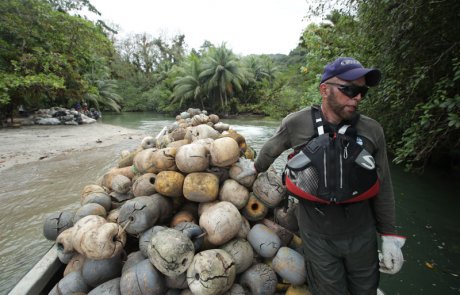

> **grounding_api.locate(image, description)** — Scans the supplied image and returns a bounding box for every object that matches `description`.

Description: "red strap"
[285,176,379,204]
[285,177,330,204]
[341,180,380,203]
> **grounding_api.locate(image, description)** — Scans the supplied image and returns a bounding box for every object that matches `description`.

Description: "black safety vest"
[283,107,380,204]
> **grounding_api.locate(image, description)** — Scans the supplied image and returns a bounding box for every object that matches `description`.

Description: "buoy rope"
[195,231,207,239]
[120,219,132,233]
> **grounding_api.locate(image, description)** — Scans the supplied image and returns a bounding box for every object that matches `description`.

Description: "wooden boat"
[9,246,387,295]
[8,245,62,295]
[8,116,388,295]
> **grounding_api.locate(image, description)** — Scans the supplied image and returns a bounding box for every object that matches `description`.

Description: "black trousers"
[300,228,380,295]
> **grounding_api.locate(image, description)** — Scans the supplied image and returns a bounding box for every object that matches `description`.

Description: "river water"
[1,112,459,294]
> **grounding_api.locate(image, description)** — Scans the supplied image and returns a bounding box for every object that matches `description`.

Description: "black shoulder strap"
[313,105,361,138]
[339,113,360,138]
[311,106,324,136]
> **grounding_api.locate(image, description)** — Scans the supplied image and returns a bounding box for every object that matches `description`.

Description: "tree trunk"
[219,92,224,109]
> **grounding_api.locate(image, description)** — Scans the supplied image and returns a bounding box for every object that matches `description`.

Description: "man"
[238,57,405,294]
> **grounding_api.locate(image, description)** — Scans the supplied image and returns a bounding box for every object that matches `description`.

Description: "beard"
[326,92,358,122]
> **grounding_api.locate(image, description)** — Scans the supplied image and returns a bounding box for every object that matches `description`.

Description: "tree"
[355,0,460,171]
[199,44,247,112]
[46,0,99,14]
[259,55,279,84]
[84,79,122,112]
[112,33,187,111]
[172,54,206,109]
[0,0,115,115]
[83,58,122,112]
[302,0,460,172]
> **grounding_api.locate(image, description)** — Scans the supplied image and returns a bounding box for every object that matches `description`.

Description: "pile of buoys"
[43,108,312,295]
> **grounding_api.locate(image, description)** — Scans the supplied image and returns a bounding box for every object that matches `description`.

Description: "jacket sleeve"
[371,126,397,235]
[254,119,292,173]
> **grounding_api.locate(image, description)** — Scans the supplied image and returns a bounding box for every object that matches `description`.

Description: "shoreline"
[0,122,146,172]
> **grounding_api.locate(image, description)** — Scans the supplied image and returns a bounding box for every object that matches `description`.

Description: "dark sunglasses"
[325,82,369,98]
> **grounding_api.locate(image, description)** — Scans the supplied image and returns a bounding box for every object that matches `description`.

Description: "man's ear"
[319,83,328,98]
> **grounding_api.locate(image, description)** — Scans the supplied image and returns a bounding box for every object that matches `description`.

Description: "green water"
[102,112,460,295]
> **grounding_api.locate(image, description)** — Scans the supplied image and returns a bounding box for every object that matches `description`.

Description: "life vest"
[283,106,380,204]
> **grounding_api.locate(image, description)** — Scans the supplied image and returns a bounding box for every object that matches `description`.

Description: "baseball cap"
[320,57,381,86]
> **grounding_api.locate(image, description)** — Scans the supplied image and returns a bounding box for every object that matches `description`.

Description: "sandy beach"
[0,122,148,293]
[0,122,147,172]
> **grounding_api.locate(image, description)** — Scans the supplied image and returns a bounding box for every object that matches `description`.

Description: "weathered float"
[8,108,385,295]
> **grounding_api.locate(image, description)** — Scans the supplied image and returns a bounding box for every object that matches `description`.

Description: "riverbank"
[0,122,147,172]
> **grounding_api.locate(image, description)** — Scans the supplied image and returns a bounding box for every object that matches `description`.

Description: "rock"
[36,117,61,125]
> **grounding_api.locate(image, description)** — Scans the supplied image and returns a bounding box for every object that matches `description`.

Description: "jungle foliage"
[0,0,118,113]
[304,0,460,172]
[0,0,458,172]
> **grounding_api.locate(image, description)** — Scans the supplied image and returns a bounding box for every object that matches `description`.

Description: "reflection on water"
[1,112,458,294]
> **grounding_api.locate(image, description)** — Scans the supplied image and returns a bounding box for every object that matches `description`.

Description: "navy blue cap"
[320,57,381,86]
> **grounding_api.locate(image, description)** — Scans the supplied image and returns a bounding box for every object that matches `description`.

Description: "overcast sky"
[86,0,310,56]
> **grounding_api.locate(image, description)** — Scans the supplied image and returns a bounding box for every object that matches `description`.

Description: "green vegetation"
[0,0,116,113]
[0,0,458,172]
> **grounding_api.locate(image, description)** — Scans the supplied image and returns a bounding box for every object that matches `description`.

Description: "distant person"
[89,108,101,120]
[74,102,82,112]
[18,105,27,117]
[238,57,406,294]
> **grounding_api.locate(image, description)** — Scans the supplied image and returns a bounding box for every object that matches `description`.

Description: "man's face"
[323,77,366,122]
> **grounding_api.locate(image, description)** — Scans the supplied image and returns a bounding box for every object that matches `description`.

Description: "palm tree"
[199,44,247,111]
[260,56,279,84]
[83,60,123,112]
[244,55,264,82]
[84,79,123,112]
[171,54,206,109]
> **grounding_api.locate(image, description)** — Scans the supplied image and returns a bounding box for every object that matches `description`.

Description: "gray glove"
[234,158,257,180]
[379,235,406,274]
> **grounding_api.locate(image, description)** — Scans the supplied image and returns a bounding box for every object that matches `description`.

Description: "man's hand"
[234,158,257,180]
[379,235,406,274]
